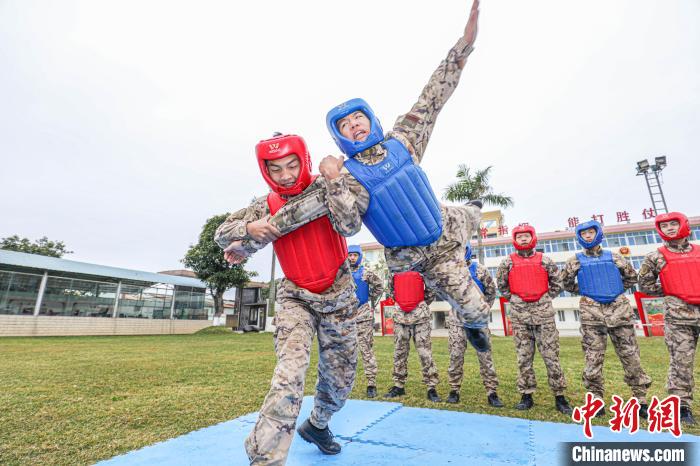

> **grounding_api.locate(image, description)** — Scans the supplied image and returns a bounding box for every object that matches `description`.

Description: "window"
[574,310,580,322]
[242,288,259,304]
[557,310,566,322]
[40,276,118,317]
[0,271,43,315]
[544,238,581,253]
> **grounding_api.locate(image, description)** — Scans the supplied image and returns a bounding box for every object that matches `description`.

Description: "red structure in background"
[499,297,512,336]
[634,291,665,337]
[380,297,396,336]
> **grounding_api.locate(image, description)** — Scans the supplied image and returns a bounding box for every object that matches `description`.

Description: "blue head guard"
[348,244,363,266]
[576,220,604,249]
[465,244,473,262]
[326,98,384,157]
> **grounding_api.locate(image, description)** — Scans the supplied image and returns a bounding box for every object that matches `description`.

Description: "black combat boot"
[297,419,341,455]
[366,386,377,398]
[383,386,405,398]
[427,388,442,403]
[639,403,648,420]
[466,328,490,353]
[515,393,534,410]
[680,406,696,425]
[555,395,573,415]
[487,392,504,408]
[446,390,460,404]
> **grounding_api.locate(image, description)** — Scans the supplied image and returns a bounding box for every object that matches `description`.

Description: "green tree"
[443,165,514,264]
[183,214,257,317]
[0,235,73,258]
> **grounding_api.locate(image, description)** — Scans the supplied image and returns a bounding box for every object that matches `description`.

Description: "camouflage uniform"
[351,264,384,387]
[215,197,359,466]
[639,237,700,407]
[496,251,567,396]
[391,280,439,389]
[231,36,490,332]
[561,245,652,402]
[447,261,499,394]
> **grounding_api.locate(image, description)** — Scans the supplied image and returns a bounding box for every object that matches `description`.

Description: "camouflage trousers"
[664,321,700,407]
[512,320,567,396]
[245,298,358,465]
[420,255,490,330]
[580,324,651,402]
[447,325,499,394]
[393,321,439,388]
[356,318,378,386]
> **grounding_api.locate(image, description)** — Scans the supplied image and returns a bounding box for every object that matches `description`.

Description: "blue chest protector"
[576,250,624,304]
[352,266,370,305]
[468,261,485,293]
[344,138,443,248]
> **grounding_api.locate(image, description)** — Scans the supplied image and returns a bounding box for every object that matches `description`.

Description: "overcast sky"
[1,0,698,283]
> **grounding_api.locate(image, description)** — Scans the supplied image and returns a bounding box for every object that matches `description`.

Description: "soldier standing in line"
[215,134,358,464]
[348,244,384,398]
[496,224,573,415]
[561,220,651,418]
[447,245,503,407]
[384,271,442,402]
[638,212,700,425]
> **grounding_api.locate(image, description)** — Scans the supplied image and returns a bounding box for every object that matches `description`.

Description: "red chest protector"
[267,187,347,294]
[659,245,700,305]
[393,271,425,312]
[508,252,549,303]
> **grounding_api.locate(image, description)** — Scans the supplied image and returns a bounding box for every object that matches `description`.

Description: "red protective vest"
[267,190,347,294]
[659,245,700,305]
[393,271,425,312]
[508,252,549,303]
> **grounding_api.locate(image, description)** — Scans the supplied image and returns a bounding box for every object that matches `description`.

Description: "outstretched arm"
[391,0,480,162]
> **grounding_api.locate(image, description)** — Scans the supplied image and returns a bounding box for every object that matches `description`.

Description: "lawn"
[0,329,695,465]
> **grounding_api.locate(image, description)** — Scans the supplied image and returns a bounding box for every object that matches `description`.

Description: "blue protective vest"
[352,266,370,305]
[576,250,624,304]
[344,138,443,247]
[468,261,485,293]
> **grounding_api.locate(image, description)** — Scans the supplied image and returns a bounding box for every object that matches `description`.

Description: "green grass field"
[0,329,696,465]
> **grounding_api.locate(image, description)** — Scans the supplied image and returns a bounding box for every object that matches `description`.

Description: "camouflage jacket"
[496,250,562,325]
[222,36,479,270]
[351,263,385,322]
[638,238,700,324]
[561,245,638,327]
[213,194,358,313]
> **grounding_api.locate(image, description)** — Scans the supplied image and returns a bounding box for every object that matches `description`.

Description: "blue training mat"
[98,396,696,465]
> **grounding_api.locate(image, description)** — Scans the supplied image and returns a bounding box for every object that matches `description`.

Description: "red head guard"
[255,134,312,196]
[655,212,691,241]
[512,224,537,251]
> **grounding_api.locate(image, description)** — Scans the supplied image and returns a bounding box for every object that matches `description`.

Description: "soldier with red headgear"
[384,271,441,402]
[218,0,491,356]
[214,134,359,464]
[496,224,573,415]
[639,212,700,425]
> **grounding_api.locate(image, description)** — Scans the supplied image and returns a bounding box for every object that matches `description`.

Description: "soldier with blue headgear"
[446,244,503,407]
[347,244,384,398]
[235,0,492,354]
[561,220,652,418]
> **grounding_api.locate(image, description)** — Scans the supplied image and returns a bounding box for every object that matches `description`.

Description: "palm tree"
[444,165,514,264]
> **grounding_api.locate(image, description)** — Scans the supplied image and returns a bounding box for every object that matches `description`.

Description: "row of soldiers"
[351,214,699,428]
[213,2,699,464]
